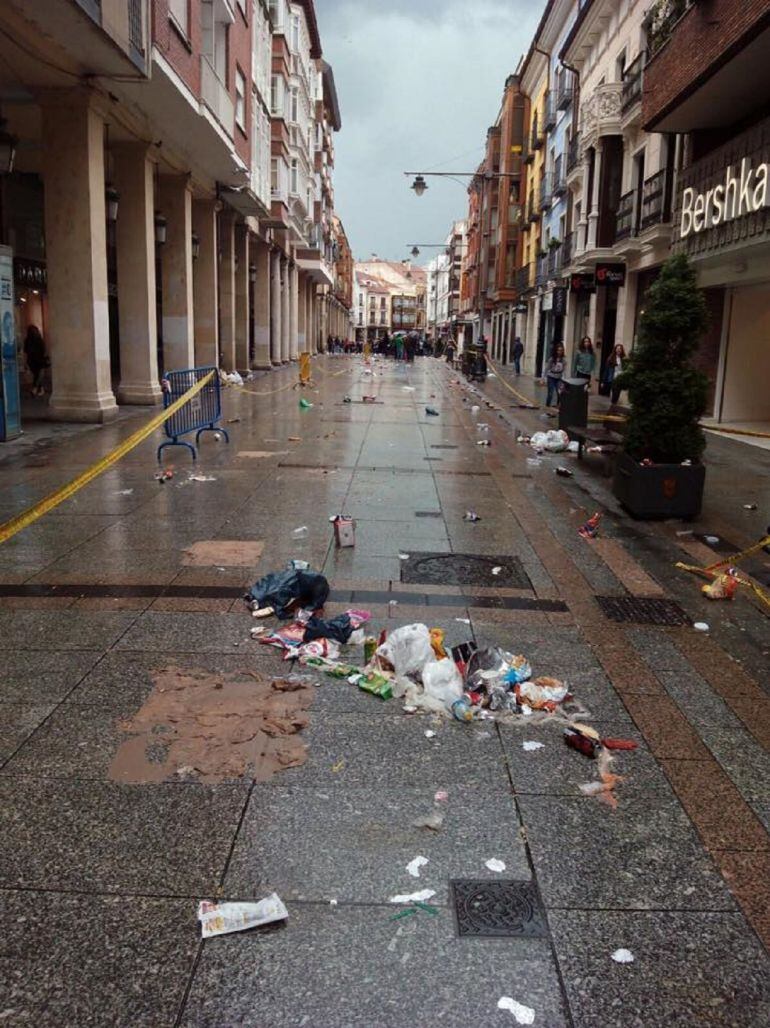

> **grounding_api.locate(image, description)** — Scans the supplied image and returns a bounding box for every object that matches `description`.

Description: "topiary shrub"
[616,253,709,465]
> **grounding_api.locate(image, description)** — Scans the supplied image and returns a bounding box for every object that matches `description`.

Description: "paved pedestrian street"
[0,355,769,1028]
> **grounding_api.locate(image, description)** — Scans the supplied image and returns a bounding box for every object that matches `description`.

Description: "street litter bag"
[198,895,288,938]
[376,623,434,677]
[465,648,510,693]
[303,613,353,644]
[530,429,569,452]
[422,658,464,708]
[246,569,329,620]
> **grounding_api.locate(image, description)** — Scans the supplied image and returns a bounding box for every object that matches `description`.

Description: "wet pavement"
[0,354,768,1027]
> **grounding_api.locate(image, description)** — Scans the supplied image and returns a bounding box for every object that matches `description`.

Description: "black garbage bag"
[245,569,330,620]
[302,613,353,645]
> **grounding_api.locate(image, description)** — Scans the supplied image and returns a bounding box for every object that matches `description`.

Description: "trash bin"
[559,377,589,431]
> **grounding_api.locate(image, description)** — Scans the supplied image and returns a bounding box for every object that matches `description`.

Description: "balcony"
[543,93,556,132]
[557,73,574,110]
[515,264,532,295]
[640,169,670,230]
[580,82,623,146]
[615,189,636,241]
[200,56,234,137]
[553,155,566,197]
[566,132,581,179]
[531,120,544,151]
[561,231,574,268]
[621,51,646,119]
[535,253,549,288]
[547,243,562,277]
[527,197,539,224]
[523,138,534,165]
[539,174,553,212]
[647,0,693,58]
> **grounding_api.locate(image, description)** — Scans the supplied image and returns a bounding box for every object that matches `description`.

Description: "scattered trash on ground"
[425,406,440,416]
[188,473,216,482]
[704,535,720,544]
[246,568,329,619]
[526,457,542,467]
[492,565,502,575]
[389,889,436,904]
[676,529,694,537]
[694,621,710,632]
[155,469,174,482]
[299,398,313,410]
[464,510,481,522]
[424,729,436,739]
[702,570,739,600]
[332,515,355,547]
[219,370,244,386]
[555,467,573,478]
[530,429,569,453]
[485,858,506,873]
[477,439,491,447]
[522,740,545,751]
[115,488,134,495]
[226,417,241,424]
[743,503,758,510]
[497,997,536,1025]
[331,760,345,773]
[578,512,602,539]
[198,895,288,938]
[406,855,428,878]
[611,948,635,964]
[399,552,410,560]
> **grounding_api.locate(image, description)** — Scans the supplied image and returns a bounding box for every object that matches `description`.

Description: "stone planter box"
[612,450,706,519]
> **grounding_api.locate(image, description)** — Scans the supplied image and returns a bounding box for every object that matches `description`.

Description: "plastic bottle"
[451,697,474,722]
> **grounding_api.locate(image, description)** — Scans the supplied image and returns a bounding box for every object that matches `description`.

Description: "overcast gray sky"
[315,0,540,265]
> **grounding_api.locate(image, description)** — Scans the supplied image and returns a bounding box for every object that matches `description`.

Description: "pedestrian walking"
[572,335,596,389]
[23,325,48,396]
[546,344,566,407]
[603,343,627,405]
[512,336,524,376]
[444,336,456,367]
[395,334,404,361]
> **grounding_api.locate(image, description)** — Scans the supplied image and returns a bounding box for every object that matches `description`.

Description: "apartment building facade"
[0,0,341,423]
[353,259,427,344]
[642,0,770,429]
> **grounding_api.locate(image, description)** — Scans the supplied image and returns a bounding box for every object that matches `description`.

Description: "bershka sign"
[595,263,626,286]
[681,158,769,237]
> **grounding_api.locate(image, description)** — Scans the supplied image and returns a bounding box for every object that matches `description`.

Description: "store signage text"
[595,263,626,286]
[680,158,769,237]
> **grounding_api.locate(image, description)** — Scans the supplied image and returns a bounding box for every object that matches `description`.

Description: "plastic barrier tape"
[485,356,539,407]
[0,371,214,547]
[675,533,770,611]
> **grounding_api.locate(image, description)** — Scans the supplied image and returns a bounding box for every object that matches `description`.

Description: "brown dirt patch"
[182,540,265,567]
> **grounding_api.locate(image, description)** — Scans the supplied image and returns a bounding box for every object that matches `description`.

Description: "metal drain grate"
[401,552,532,589]
[451,880,548,939]
[596,595,690,625]
[431,444,459,450]
[415,511,443,518]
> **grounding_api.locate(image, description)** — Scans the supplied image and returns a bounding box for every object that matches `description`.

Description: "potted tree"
[612,253,709,519]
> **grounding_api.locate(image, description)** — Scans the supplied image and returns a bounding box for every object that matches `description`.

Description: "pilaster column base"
[49,390,119,423]
[117,381,163,405]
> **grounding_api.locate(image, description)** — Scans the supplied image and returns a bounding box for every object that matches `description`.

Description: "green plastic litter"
[389,908,418,922]
[299,398,313,410]
[414,901,440,916]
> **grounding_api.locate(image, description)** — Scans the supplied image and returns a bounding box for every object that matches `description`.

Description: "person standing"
[23,325,47,397]
[603,343,627,405]
[444,336,455,367]
[572,336,596,388]
[546,344,566,407]
[512,336,524,376]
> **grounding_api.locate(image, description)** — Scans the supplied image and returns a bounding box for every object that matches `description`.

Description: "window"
[235,68,246,130]
[291,13,300,51]
[290,86,298,123]
[169,0,188,36]
[271,158,278,193]
[290,158,298,195]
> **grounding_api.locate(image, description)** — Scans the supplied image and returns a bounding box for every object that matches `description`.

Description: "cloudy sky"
[315,0,540,265]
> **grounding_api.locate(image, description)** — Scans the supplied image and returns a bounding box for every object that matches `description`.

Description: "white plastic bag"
[376,623,434,677]
[422,658,464,708]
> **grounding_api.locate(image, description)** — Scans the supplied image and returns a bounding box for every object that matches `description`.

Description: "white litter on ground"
[704,535,720,544]
[399,553,410,560]
[189,474,217,482]
[497,997,535,1024]
[492,566,503,575]
[197,895,288,937]
[390,889,436,904]
[522,741,545,751]
[406,856,429,878]
[611,948,635,964]
[115,489,134,495]
[693,622,710,632]
[485,858,506,873]
[455,618,471,624]
[424,730,437,739]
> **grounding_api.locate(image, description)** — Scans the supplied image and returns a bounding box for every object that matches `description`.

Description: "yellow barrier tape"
[675,532,770,612]
[0,371,214,546]
[485,356,539,406]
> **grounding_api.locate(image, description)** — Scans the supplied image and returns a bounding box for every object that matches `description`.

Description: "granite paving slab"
[0,610,137,651]
[0,704,56,765]
[0,777,248,894]
[0,891,196,1028]
[113,611,266,653]
[518,791,735,911]
[180,904,569,1028]
[225,784,529,903]
[1,649,103,704]
[548,909,770,1028]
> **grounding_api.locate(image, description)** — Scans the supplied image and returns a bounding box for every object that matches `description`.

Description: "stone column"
[270,248,282,365]
[41,91,117,421]
[289,263,299,360]
[234,224,250,371]
[157,174,194,371]
[110,143,162,404]
[587,141,603,250]
[280,257,291,362]
[218,211,236,371]
[251,237,271,369]
[297,269,307,353]
[192,199,218,367]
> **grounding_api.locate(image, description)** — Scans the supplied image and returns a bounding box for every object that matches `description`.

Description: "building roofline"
[559,0,596,62]
[518,0,557,81]
[321,61,342,130]
[298,0,322,59]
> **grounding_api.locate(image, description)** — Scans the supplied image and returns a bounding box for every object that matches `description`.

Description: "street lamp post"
[406,170,521,349]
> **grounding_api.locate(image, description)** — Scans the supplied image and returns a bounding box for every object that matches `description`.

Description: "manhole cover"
[401,552,532,589]
[596,596,689,625]
[451,880,548,939]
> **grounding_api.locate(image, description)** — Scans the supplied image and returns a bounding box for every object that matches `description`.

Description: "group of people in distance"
[545,336,627,408]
